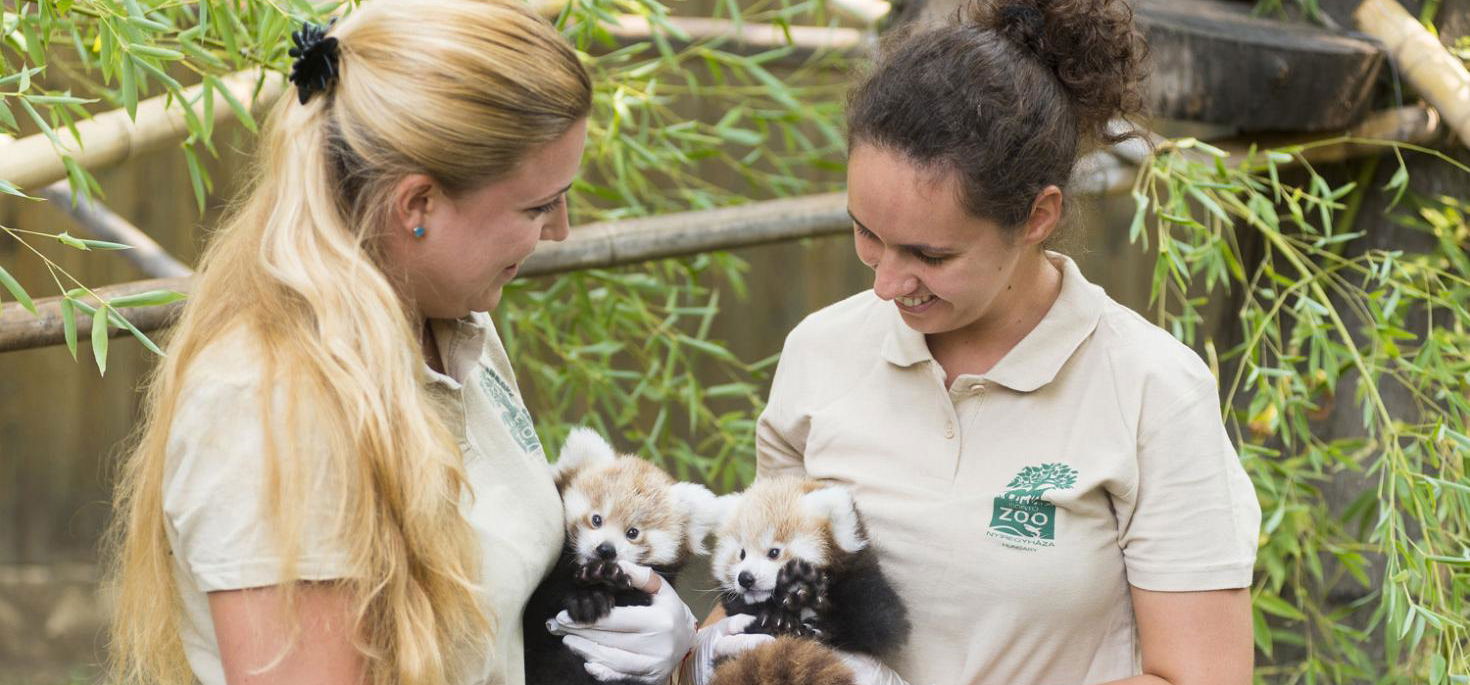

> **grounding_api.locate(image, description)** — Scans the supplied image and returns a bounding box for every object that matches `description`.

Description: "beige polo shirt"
[756,253,1261,685]
[162,312,563,685]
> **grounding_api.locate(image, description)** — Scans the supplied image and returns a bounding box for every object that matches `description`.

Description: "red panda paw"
[573,559,635,591]
[564,586,618,623]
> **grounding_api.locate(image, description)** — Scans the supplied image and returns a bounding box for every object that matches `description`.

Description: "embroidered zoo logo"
[987,463,1078,548]
[478,367,544,455]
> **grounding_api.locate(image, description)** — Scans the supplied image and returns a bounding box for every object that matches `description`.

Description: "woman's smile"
[896,294,938,313]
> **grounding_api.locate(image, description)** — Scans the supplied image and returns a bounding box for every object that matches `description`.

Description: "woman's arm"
[1096,587,1252,685]
[209,582,366,685]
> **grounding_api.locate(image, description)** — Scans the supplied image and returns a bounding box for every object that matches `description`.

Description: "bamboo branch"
[0,69,286,192]
[1355,0,1470,148]
[34,183,194,279]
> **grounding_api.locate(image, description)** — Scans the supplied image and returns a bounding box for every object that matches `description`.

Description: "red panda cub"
[522,428,718,685]
[711,475,910,661]
[710,636,857,685]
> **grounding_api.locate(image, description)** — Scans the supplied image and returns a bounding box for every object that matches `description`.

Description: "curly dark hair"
[847,0,1148,230]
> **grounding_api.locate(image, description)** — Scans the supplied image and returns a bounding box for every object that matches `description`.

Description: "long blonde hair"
[105,1,591,683]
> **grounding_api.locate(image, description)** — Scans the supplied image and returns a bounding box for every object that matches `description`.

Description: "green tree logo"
[1003,463,1078,505]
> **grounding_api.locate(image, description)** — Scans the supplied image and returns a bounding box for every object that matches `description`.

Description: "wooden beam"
[1137,0,1385,132]
[900,0,1385,133]
[0,193,851,353]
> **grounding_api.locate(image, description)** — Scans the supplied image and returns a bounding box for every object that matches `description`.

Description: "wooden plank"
[897,0,1385,132]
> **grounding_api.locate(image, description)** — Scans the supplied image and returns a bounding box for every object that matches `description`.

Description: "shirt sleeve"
[755,338,810,480]
[162,376,355,592]
[1114,379,1262,592]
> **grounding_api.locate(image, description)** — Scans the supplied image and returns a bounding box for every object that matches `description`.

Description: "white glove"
[685,613,775,685]
[836,650,911,685]
[546,561,697,683]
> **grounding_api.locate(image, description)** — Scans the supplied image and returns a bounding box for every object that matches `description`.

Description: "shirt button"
[944,422,955,439]
[970,382,985,392]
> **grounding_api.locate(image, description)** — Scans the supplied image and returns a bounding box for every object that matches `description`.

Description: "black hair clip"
[288,19,340,105]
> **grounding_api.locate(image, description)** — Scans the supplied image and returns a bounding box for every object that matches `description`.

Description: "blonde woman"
[105,1,696,684]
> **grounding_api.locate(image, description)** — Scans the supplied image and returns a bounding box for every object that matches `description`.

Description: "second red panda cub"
[711,475,910,659]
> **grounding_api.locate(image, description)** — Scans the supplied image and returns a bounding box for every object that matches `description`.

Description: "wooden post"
[1355,0,1470,148]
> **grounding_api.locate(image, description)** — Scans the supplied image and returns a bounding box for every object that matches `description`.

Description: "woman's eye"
[915,252,947,265]
[766,548,781,560]
[854,223,876,240]
[625,527,639,540]
[590,514,602,528]
[530,194,565,216]
[739,549,746,561]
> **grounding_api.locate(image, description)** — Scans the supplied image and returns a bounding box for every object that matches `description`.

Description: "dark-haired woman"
[690,1,1262,684]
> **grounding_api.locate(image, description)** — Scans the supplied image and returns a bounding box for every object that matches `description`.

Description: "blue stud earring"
[412,226,426,239]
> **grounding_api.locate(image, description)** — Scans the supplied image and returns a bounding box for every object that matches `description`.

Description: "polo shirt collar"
[423,314,490,391]
[880,252,1104,392]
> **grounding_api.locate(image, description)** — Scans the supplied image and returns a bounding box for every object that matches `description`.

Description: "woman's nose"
[542,213,570,242]
[872,260,917,300]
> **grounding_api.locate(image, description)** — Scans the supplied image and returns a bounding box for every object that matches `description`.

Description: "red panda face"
[712,526,827,604]
[562,469,685,566]
[552,428,719,567]
[710,477,867,604]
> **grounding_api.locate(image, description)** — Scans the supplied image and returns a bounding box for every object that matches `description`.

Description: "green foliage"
[502,0,849,489]
[0,0,317,368]
[1133,138,1470,683]
[1,0,850,469]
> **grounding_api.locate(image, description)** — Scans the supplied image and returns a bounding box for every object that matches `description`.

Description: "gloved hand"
[836,650,911,685]
[684,613,775,685]
[546,561,697,683]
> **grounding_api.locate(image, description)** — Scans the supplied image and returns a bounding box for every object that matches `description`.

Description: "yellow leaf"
[92,34,101,53]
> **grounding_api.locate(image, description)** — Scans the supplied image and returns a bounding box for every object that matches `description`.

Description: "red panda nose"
[738,571,755,589]
[596,542,617,560]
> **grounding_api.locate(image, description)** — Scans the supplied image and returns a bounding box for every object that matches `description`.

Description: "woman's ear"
[1022,185,1064,247]
[392,173,438,237]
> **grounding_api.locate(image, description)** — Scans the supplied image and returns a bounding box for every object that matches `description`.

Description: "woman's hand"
[835,650,911,685]
[685,613,775,685]
[547,561,697,683]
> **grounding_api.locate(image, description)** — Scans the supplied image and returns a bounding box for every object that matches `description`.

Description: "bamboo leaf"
[108,289,187,308]
[91,304,110,375]
[0,180,39,200]
[208,74,257,133]
[0,264,37,314]
[60,296,78,360]
[183,144,208,214]
[56,231,91,250]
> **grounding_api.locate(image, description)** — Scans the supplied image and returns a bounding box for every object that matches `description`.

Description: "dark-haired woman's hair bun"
[990,1,1051,65]
[965,0,1147,145]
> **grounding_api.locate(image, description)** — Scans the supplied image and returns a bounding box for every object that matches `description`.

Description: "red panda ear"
[711,493,743,531]
[799,486,868,554]
[552,427,616,489]
[670,483,718,555]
